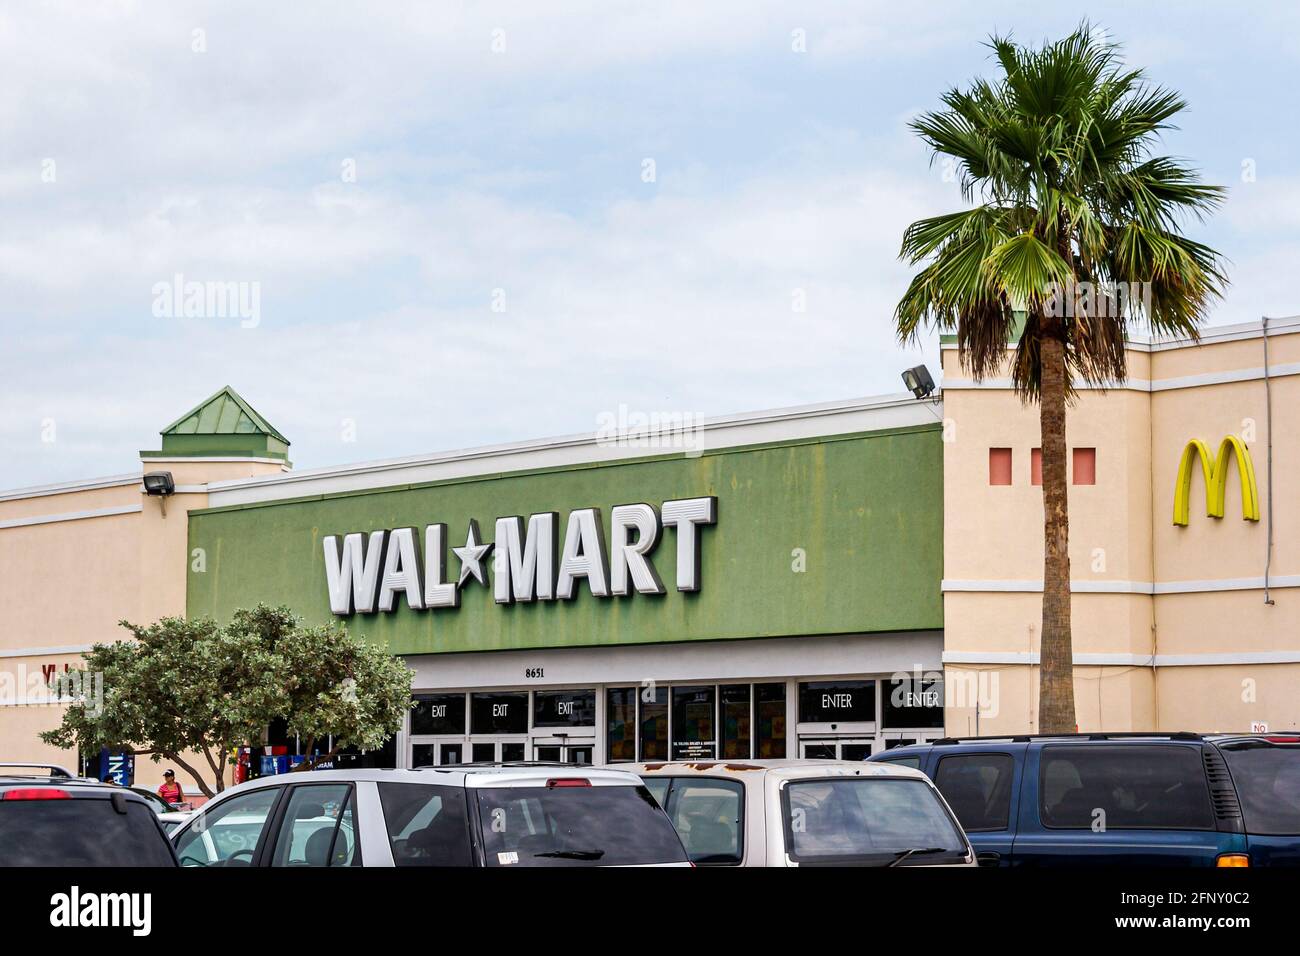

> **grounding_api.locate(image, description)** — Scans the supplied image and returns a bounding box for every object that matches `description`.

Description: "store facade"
[6,317,1296,780]
[186,397,947,767]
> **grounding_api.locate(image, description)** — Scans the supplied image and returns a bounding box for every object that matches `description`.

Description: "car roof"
[0,776,154,803]
[616,758,932,782]
[193,764,646,797]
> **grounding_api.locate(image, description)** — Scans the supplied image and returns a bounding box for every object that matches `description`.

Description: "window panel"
[935,753,1014,832]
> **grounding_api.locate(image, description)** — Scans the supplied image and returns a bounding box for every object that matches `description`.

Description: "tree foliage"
[40,605,413,796]
[895,22,1227,400]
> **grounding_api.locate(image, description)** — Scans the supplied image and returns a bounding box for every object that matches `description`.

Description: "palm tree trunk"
[1038,326,1077,733]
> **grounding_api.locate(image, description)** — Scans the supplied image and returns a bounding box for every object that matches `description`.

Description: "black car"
[0,763,178,867]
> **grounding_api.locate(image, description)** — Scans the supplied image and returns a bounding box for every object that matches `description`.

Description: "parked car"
[619,758,975,866]
[170,764,690,867]
[869,732,1300,866]
[130,786,193,833]
[0,763,178,866]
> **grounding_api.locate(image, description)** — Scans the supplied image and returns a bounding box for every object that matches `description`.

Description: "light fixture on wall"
[901,364,936,400]
[143,471,175,515]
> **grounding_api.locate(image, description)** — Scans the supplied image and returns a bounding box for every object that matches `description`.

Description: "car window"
[377,782,473,866]
[0,796,175,867]
[641,777,671,807]
[476,784,688,867]
[133,789,171,814]
[882,756,921,770]
[782,778,967,865]
[1039,745,1214,830]
[269,784,356,867]
[935,753,1014,831]
[1219,743,1300,835]
[175,787,280,867]
[664,778,744,865]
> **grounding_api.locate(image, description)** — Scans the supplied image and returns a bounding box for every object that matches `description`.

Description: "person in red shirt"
[157,769,182,806]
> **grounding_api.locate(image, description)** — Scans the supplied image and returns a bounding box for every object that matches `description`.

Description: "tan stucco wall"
[942,323,1299,734]
[0,458,285,792]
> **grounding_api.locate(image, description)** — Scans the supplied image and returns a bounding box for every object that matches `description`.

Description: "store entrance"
[799,737,877,760]
[410,738,528,766]
[468,738,527,763]
[532,736,595,765]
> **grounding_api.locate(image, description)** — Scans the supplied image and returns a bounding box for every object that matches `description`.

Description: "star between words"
[323,497,718,616]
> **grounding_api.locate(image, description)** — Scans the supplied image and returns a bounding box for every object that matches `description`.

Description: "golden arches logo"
[1172,436,1261,527]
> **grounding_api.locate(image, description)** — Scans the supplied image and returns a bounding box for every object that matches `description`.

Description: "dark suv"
[0,764,179,867]
[869,733,1300,866]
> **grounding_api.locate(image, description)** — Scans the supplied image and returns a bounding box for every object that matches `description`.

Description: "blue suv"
[868,733,1300,866]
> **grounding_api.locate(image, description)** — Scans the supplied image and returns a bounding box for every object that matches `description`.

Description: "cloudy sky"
[4,1,1299,488]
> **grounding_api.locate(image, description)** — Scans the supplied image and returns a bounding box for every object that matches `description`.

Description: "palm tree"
[895,25,1227,733]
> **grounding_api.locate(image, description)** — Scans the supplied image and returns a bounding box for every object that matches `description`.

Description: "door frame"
[531,734,596,764]
[798,737,878,759]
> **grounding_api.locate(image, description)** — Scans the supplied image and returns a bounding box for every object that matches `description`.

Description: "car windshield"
[1220,743,1300,835]
[0,797,176,866]
[476,784,688,866]
[783,777,967,865]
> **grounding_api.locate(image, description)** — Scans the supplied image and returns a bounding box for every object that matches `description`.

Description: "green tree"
[895,25,1226,732]
[40,605,413,796]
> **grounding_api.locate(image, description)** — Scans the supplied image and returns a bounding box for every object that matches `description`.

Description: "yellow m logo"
[1172,436,1261,527]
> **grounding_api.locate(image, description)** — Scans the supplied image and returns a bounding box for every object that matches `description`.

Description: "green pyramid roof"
[143,386,290,461]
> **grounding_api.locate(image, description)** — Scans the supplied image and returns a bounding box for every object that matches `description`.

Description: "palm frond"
[894,21,1228,399]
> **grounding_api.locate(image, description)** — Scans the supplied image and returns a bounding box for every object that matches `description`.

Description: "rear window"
[782,778,967,865]
[935,753,1014,831]
[1219,742,1300,835]
[1039,745,1213,830]
[476,784,688,866]
[0,797,176,866]
[378,782,473,866]
[652,777,745,865]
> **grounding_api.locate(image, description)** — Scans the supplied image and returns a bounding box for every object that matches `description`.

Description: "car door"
[265,782,360,867]
[173,785,284,867]
[930,748,1023,867]
[1010,743,1242,866]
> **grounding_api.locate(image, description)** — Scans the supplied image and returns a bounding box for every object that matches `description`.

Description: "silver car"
[620,759,976,867]
[170,764,690,867]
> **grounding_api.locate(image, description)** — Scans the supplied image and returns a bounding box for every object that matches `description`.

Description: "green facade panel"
[186,424,943,656]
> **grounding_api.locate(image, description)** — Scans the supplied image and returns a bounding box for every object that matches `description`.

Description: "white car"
[170,765,690,867]
[619,759,977,867]
[128,786,192,834]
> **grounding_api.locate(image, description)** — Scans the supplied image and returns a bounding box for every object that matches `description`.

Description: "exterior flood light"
[142,471,175,496]
[143,471,176,516]
[901,364,936,400]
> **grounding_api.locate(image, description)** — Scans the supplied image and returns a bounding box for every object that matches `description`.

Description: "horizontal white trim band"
[0,504,141,530]
[939,315,1300,353]
[941,362,1300,393]
[944,650,1300,667]
[0,645,94,659]
[0,473,140,502]
[943,576,1300,595]
[138,457,289,465]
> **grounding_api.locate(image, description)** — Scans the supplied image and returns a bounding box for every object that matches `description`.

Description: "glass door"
[468,738,527,763]
[532,737,595,764]
[798,738,877,760]
[409,738,466,766]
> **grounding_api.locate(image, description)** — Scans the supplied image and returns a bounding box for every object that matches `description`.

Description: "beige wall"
[0,458,285,792]
[942,321,1300,734]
